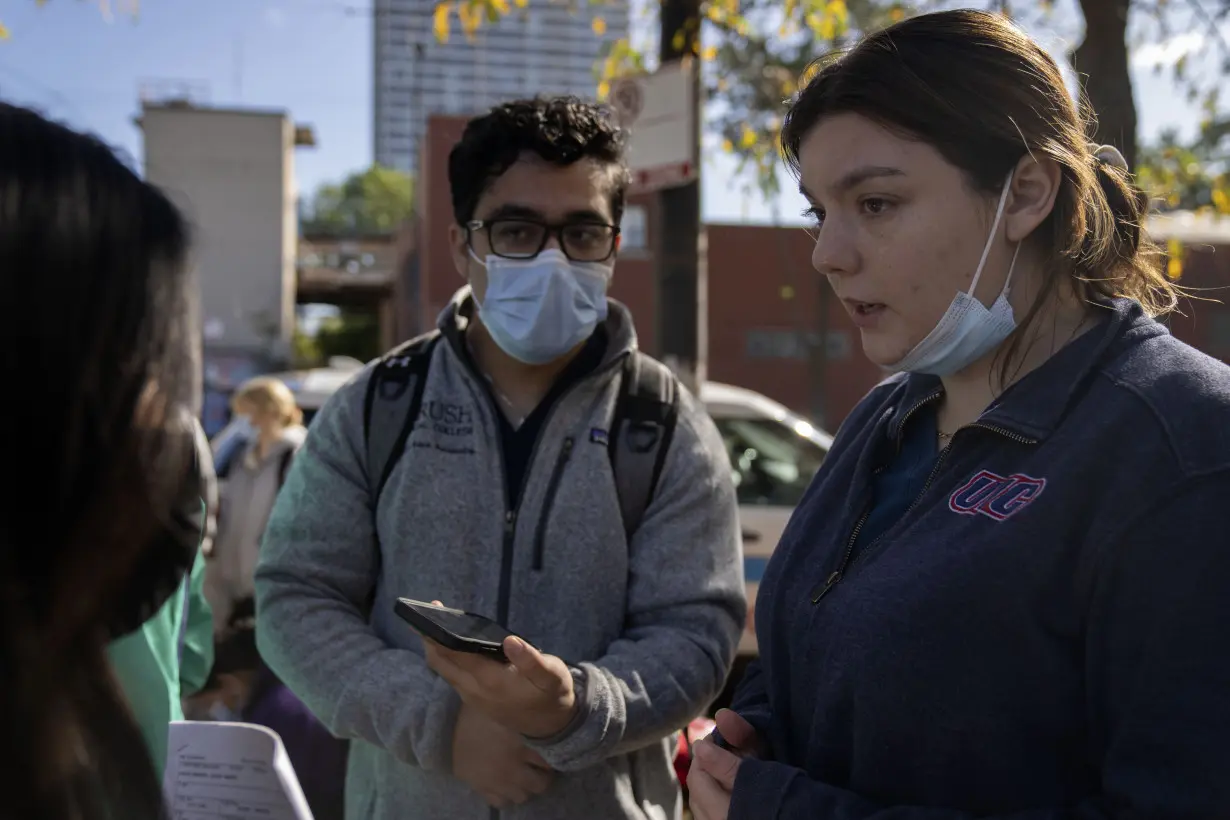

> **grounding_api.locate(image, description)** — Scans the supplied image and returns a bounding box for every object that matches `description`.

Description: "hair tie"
[1093,144,1128,173]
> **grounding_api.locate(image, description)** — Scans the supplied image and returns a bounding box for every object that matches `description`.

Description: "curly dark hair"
[448,96,630,226]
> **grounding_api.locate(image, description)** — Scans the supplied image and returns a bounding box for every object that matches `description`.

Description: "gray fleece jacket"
[255,291,746,820]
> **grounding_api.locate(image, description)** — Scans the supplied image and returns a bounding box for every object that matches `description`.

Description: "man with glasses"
[256,96,745,820]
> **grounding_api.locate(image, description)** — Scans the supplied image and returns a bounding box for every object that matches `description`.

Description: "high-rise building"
[372,0,629,172]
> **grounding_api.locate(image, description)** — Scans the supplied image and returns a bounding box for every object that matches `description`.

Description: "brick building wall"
[1163,242,1230,360]
[411,114,1230,428]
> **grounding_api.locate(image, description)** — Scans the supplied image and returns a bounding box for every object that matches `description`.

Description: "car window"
[714,416,827,507]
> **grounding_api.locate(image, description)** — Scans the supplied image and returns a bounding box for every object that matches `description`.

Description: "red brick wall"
[1163,243,1230,362]
[417,116,470,332]
[414,116,1230,428]
[704,223,883,427]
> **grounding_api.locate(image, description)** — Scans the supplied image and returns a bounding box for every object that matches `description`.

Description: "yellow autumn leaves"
[1167,238,1185,281]
[1214,187,1230,213]
[432,0,528,43]
[407,0,856,169]
[720,125,760,154]
[5,0,140,40]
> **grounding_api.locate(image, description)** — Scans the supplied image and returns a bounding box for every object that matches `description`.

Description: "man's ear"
[449,223,469,279]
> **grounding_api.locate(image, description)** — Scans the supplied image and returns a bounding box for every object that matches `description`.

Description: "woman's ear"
[1004,154,1062,244]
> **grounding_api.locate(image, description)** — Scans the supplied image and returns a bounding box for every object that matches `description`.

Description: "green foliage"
[291,326,323,369]
[302,165,415,236]
[312,308,383,364]
[1137,124,1230,214]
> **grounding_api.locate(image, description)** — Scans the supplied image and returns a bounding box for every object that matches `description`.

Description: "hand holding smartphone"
[394,598,513,662]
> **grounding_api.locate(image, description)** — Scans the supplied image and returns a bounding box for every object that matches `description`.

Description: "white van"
[211,359,833,656]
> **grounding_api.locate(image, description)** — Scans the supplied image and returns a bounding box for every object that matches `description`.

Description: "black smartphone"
[394,598,513,662]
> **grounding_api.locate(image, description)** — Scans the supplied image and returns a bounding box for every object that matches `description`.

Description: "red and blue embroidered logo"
[948,470,1046,521]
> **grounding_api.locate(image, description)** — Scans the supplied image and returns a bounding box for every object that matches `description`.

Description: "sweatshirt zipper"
[811,401,1038,604]
[482,356,624,626]
[810,391,941,603]
[532,436,574,570]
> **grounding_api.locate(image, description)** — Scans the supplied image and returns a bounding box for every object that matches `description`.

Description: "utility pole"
[654,0,705,394]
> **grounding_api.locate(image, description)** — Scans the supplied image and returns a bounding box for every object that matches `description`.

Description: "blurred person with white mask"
[206,376,305,633]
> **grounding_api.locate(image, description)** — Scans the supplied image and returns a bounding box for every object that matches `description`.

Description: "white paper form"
[163,721,315,820]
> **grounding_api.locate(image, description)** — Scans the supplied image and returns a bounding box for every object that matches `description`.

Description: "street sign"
[610,60,697,193]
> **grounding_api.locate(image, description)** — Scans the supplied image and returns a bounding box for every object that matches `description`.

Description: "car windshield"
[714,416,827,507]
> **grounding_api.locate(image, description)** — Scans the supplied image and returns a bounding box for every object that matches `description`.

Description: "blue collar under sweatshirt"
[728,298,1230,820]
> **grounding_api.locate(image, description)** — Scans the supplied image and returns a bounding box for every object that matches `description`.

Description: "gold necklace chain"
[465,333,526,428]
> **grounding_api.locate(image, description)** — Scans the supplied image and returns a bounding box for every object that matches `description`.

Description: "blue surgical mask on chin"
[885,173,1022,377]
[231,414,257,440]
[469,247,612,365]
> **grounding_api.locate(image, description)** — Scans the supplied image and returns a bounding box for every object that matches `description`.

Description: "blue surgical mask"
[231,414,257,440]
[885,173,1022,376]
[469,248,611,365]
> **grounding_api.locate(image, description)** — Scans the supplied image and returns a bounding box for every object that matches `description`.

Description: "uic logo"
[948,470,1046,521]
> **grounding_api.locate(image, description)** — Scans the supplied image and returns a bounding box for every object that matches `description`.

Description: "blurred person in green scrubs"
[107,417,217,780]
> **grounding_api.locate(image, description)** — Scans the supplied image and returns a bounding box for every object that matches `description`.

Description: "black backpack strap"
[277,447,294,488]
[609,351,680,537]
[362,330,441,507]
[216,449,232,480]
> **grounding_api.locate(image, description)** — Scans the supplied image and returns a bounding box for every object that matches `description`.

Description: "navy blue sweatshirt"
[729,298,1230,819]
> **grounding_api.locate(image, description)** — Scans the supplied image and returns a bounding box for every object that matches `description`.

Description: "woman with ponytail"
[0,102,200,819]
[688,10,1230,820]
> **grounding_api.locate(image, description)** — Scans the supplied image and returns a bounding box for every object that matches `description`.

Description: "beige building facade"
[140,101,306,361]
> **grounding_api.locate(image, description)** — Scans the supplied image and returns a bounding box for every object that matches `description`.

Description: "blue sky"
[0,0,1219,225]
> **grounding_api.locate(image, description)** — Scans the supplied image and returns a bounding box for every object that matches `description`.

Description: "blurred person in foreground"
[108,418,217,781]
[187,600,348,820]
[206,376,306,633]
[687,10,1230,820]
[256,96,745,820]
[0,102,202,818]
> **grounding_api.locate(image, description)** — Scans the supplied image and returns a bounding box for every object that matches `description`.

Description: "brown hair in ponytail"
[780,9,1176,384]
[1079,144,1174,313]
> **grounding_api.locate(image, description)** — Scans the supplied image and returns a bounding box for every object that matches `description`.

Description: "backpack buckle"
[626,420,662,453]
[377,365,413,400]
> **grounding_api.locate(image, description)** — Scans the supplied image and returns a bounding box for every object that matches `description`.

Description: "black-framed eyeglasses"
[466,218,619,263]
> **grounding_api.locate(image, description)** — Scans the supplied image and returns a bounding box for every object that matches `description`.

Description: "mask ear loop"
[968,174,1014,299]
[466,248,492,310]
[1001,242,1022,296]
[467,248,490,268]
